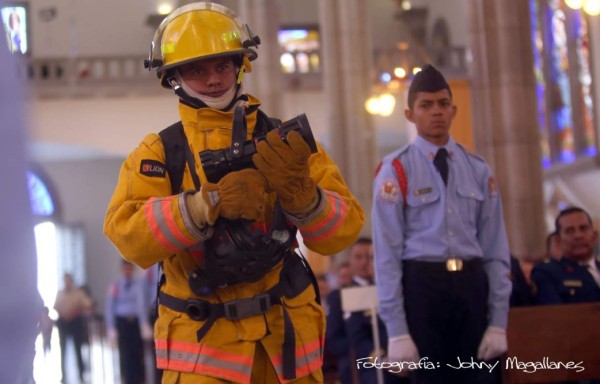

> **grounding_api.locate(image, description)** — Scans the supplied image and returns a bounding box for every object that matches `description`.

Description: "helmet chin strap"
[168,70,244,111]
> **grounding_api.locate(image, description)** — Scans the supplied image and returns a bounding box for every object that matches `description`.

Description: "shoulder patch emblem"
[488,177,498,197]
[378,178,400,203]
[140,159,166,178]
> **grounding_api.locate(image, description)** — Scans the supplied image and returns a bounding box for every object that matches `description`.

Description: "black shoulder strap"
[159,121,200,193]
[159,121,185,194]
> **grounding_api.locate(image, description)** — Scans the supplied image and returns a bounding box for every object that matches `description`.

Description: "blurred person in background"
[532,207,600,305]
[326,238,405,384]
[54,273,93,382]
[39,306,54,355]
[336,262,353,288]
[105,261,153,384]
[546,231,562,261]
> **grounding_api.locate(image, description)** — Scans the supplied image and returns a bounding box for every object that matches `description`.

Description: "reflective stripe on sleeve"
[145,197,197,253]
[300,191,347,243]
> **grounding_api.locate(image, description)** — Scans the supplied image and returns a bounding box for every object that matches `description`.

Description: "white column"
[466,0,546,259]
[319,0,377,237]
[238,0,283,117]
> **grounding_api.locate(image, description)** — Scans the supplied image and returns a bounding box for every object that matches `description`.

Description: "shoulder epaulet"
[375,144,410,177]
[387,143,411,161]
[456,142,484,161]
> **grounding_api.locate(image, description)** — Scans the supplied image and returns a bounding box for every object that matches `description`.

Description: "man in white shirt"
[54,273,93,382]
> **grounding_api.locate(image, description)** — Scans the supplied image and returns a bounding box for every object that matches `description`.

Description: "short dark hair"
[354,237,372,246]
[555,206,593,233]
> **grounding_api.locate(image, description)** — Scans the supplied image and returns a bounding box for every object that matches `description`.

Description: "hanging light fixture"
[365,93,397,117]
[156,0,175,15]
[565,0,600,15]
[565,0,584,9]
[378,94,397,117]
[583,0,600,15]
[394,67,408,79]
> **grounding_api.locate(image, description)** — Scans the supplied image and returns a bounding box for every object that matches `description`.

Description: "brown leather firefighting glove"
[185,168,267,227]
[252,130,318,215]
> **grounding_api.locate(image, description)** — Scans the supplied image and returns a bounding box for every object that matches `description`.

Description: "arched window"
[28,170,56,218]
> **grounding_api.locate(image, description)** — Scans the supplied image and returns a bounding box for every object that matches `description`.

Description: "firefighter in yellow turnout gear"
[103,3,364,383]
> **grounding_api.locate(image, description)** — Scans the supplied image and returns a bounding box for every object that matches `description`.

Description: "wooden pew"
[504,302,600,383]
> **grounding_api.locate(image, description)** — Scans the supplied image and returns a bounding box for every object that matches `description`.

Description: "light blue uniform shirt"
[372,135,511,337]
[104,276,149,331]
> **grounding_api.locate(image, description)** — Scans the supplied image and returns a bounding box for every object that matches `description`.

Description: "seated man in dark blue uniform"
[532,206,600,305]
[326,237,407,384]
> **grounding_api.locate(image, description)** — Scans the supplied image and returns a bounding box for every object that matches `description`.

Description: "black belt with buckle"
[404,257,482,272]
[446,258,464,272]
[159,292,272,322]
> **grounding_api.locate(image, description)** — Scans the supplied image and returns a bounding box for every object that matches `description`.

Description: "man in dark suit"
[532,207,600,305]
[325,237,407,384]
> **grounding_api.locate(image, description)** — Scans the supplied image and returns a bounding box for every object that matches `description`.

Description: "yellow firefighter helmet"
[144,2,260,88]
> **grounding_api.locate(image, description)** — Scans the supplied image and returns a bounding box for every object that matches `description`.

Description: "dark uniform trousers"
[56,316,86,381]
[403,258,489,384]
[116,316,145,384]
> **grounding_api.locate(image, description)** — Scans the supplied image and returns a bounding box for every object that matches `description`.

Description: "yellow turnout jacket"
[104,96,364,383]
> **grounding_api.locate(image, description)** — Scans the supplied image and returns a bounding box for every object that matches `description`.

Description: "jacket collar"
[178,93,262,130]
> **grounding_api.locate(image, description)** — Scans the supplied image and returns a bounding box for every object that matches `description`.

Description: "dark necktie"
[433,148,449,186]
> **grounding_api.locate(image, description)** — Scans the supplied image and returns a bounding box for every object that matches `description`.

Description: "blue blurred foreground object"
[0,9,40,383]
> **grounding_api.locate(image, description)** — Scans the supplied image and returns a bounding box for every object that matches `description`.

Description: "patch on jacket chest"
[140,160,166,178]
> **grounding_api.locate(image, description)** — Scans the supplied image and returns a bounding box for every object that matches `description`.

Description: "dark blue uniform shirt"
[531,257,600,305]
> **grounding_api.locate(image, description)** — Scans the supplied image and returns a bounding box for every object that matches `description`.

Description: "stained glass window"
[574,14,596,157]
[530,0,551,168]
[28,170,55,217]
[529,0,596,169]
[548,2,575,163]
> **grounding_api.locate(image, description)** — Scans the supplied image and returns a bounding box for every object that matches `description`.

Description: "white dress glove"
[477,326,507,361]
[387,334,420,363]
[141,323,154,341]
[107,328,117,347]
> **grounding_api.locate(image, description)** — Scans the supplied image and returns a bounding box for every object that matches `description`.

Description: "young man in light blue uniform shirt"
[105,261,153,384]
[372,65,512,383]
